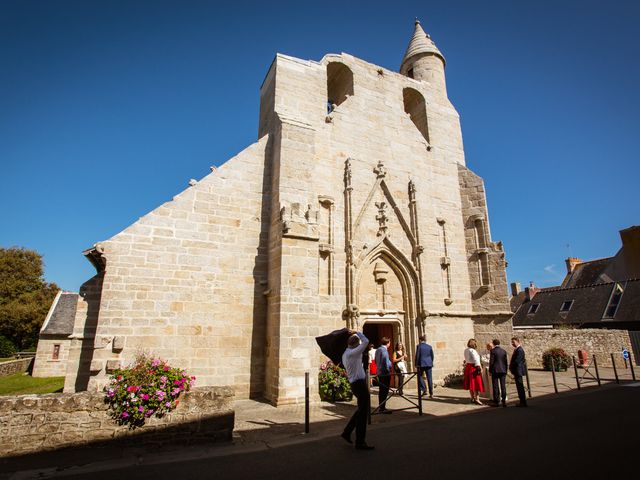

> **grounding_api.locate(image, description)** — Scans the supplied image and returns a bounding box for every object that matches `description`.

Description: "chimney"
[524,281,538,301]
[565,257,582,275]
[510,282,521,297]
[620,226,640,278]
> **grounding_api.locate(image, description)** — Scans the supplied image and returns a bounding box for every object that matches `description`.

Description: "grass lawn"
[0,373,64,396]
[0,357,16,362]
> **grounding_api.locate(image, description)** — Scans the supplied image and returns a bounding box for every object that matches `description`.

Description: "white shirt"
[464,347,481,366]
[342,332,369,383]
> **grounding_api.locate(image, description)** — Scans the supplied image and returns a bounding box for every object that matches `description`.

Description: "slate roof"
[510,291,527,313]
[512,279,640,328]
[41,292,78,336]
[562,257,613,288]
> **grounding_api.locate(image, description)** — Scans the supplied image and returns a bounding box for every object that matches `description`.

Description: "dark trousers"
[344,379,369,445]
[418,367,433,395]
[378,374,390,411]
[492,373,507,404]
[514,375,527,405]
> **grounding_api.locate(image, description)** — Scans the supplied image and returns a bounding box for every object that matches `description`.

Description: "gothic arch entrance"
[355,242,420,373]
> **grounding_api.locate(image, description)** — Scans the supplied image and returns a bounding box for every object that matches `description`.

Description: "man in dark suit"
[489,338,508,407]
[375,337,393,414]
[509,337,528,407]
[415,335,434,398]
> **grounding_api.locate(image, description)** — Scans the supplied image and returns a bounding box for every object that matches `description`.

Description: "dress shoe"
[355,443,375,450]
[429,394,433,399]
[340,432,353,444]
[501,402,507,408]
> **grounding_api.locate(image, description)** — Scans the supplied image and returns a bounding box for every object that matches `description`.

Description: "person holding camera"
[463,338,485,405]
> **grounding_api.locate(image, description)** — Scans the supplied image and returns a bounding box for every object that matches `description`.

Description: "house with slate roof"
[32,291,78,377]
[511,226,640,360]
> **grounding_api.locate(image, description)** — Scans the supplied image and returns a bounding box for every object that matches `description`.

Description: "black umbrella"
[315,328,351,366]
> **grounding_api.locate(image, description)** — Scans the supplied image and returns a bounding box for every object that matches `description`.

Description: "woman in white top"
[393,342,407,395]
[463,338,485,405]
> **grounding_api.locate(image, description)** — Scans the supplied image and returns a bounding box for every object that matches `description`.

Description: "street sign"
[622,349,630,360]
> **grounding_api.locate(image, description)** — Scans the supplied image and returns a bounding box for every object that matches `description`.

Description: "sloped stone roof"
[401,20,445,69]
[41,292,78,336]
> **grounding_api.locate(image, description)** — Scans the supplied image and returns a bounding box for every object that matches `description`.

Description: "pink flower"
[138,406,145,413]
[151,358,161,367]
[106,388,115,398]
[165,401,172,408]
[122,412,129,419]
[163,366,169,372]
[156,390,166,401]
[140,393,150,400]
[173,380,182,386]
[171,388,181,396]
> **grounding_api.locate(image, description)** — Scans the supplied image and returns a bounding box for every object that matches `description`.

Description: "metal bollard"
[611,353,619,384]
[630,356,636,381]
[366,370,372,425]
[525,362,532,398]
[593,355,601,387]
[417,370,423,416]
[304,372,310,434]
[551,358,558,393]
[572,356,581,390]
[624,358,628,369]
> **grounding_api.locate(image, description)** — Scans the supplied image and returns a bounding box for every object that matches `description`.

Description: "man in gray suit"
[489,338,508,407]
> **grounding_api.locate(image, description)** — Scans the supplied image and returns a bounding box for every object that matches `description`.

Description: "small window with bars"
[52,344,60,360]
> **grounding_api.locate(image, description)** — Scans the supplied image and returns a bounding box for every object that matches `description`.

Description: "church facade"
[61,21,512,405]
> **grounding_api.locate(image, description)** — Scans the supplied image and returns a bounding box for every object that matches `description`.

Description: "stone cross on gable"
[375,201,388,236]
[373,160,386,179]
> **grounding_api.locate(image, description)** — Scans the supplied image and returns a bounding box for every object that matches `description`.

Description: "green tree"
[0,247,59,350]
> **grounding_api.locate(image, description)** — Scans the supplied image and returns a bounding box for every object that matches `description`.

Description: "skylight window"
[603,282,625,319]
[528,303,540,314]
[560,300,574,312]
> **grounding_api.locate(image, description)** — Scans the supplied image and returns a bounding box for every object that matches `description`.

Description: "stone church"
[59,21,512,405]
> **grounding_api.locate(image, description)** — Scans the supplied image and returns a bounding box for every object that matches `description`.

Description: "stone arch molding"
[342,158,427,333]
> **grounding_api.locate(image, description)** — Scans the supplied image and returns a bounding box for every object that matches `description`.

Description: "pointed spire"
[401,19,445,69]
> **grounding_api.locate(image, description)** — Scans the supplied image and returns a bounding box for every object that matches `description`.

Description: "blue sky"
[1,0,638,291]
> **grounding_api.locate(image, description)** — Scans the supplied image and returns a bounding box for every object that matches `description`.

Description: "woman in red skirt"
[463,338,485,405]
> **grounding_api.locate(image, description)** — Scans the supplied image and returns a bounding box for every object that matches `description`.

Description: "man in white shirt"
[341,330,374,450]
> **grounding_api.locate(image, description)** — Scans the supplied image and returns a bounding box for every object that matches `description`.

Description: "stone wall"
[517,328,632,368]
[0,386,234,458]
[0,358,33,377]
[32,338,70,378]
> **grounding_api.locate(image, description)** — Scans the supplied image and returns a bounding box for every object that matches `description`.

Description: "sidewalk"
[2,366,636,479]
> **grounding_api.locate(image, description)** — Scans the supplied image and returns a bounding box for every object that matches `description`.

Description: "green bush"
[542,347,571,371]
[443,369,464,387]
[318,361,352,402]
[0,336,16,358]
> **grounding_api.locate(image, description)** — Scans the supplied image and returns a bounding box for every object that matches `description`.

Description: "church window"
[326,62,354,111]
[402,87,430,143]
[52,344,60,360]
[407,68,414,79]
[528,303,540,315]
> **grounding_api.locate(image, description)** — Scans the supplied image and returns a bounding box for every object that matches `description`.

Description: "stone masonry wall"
[0,358,33,377]
[517,328,633,369]
[32,338,70,377]
[0,386,234,458]
[83,137,271,398]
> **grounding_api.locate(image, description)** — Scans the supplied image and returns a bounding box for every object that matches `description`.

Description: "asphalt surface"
[14,382,637,480]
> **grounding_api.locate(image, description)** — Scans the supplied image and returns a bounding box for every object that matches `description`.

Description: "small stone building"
[32,291,77,377]
[60,21,512,405]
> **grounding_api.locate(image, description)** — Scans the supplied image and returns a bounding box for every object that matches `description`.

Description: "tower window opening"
[402,87,430,143]
[326,62,354,111]
[407,68,414,79]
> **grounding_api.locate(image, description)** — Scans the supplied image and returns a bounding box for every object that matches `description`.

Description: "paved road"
[46,383,638,480]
